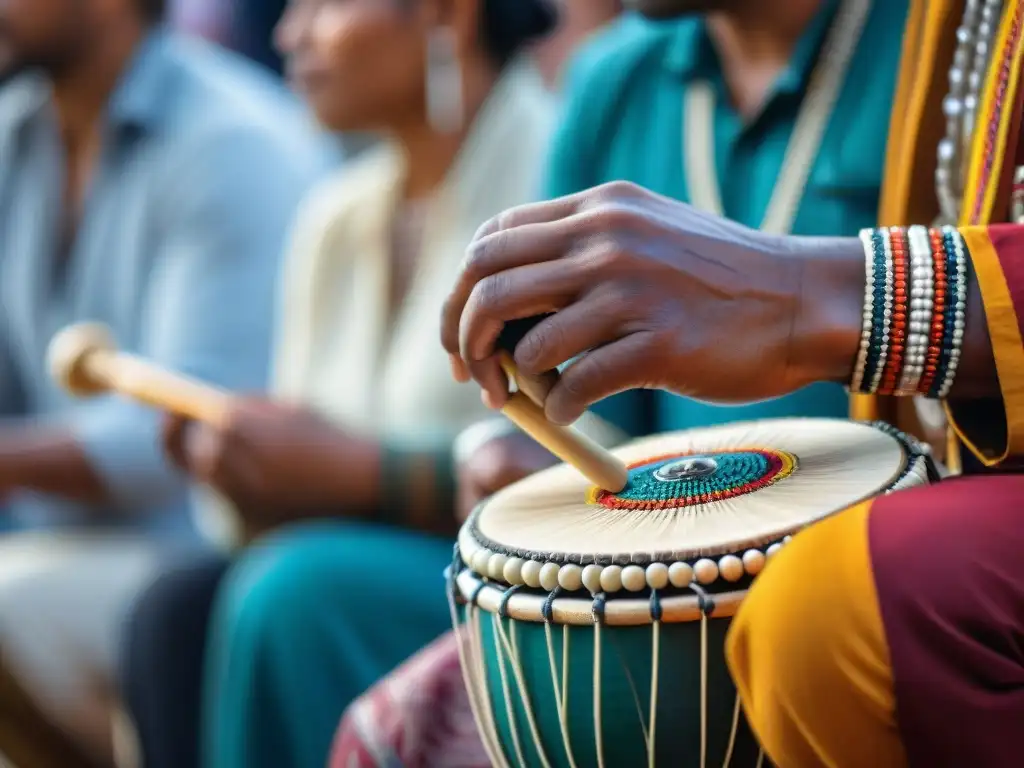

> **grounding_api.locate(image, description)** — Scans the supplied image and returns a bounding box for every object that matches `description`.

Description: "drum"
[447,418,935,768]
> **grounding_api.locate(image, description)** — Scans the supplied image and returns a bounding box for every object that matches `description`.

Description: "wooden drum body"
[448,418,935,768]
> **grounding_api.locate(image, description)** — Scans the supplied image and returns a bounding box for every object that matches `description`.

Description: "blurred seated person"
[218,0,624,86]
[0,0,330,763]
[115,1,626,768]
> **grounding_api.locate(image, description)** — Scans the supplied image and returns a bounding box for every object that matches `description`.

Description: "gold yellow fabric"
[962,3,1024,225]
[725,501,906,768]
[947,227,1024,464]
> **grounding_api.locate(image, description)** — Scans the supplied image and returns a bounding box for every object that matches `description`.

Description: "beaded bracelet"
[937,225,968,397]
[851,226,970,399]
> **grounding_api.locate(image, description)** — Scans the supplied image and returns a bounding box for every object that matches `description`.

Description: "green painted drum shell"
[460,604,766,767]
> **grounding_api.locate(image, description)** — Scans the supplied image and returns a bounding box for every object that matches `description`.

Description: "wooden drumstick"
[495,317,628,493]
[47,323,233,426]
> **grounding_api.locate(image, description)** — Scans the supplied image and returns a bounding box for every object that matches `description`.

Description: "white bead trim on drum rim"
[458,450,933,595]
[453,567,748,626]
[458,524,794,595]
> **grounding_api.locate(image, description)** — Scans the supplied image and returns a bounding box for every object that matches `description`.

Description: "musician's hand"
[456,431,558,521]
[441,181,864,424]
[163,398,379,526]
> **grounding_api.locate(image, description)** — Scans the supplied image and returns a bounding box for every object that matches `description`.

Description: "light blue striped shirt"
[0,30,336,534]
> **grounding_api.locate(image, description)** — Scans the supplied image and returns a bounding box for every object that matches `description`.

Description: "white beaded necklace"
[921,0,1001,457]
[683,0,872,235]
[936,0,1004,224]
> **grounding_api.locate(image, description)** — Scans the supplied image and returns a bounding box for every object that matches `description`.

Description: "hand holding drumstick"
[48,324,383,537]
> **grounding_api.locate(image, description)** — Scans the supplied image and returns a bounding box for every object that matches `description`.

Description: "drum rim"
[453,567,745,626]
[459,419,933,593]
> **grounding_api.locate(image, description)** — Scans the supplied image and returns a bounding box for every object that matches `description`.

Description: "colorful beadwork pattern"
[968,0,1024,224]
[853,226,969,398]
[587,449,798,510]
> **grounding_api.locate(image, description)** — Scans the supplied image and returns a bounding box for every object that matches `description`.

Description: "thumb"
[182,420,225,482]
[162,413,192,471]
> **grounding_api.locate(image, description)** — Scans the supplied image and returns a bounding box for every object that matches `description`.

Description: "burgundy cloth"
[869,474,1024,768]
[329,631,488,768]
[983,224,1024,340]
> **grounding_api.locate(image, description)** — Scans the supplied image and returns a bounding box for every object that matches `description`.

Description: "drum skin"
[461,604,764,767]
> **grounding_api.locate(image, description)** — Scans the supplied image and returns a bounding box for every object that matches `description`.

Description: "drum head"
[462,419,920,583]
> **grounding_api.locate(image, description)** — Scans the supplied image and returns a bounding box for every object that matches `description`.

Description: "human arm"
[164,399,468,538]
[0,126,326,510]
[440,182,1012,459]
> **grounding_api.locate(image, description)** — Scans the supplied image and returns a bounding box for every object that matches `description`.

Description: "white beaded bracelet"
[938,227,969,398]
[900,225,935,394]
[851,228,877,393]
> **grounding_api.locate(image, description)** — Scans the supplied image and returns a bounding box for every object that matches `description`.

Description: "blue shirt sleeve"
[69,125,330,508]
[0,330,25,419]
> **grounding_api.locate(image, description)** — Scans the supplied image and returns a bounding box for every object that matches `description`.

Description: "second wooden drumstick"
[47,323,233,426]
[495,317,629,493]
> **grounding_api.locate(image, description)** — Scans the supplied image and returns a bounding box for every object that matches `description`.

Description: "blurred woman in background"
[116,2,628,768]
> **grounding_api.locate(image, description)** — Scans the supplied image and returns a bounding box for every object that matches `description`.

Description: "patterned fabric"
[963,0,1024,225]
[330,633,488,768]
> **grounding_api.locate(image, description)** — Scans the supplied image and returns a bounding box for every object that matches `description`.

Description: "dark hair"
[138,0,167,23]
[479,0,558,68]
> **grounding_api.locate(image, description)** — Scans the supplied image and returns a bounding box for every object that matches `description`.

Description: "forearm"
[379,440,459,537]
[793,232,999,400]
[0,425,108,504]
[254,436,451,537]
[0,399,186,510]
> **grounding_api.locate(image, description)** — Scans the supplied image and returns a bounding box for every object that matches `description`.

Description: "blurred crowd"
[0,0,916,767]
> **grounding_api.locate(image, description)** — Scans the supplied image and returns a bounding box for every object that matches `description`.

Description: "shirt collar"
[0,27,174,137]
[663,0,842,96]
[105,27,174,132]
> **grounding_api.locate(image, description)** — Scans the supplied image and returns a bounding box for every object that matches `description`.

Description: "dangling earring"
[425,25,464,134]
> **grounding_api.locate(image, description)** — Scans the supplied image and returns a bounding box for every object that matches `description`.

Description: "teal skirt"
[202,520,454,768]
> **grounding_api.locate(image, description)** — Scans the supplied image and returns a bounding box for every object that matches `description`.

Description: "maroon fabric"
[869,475,1024,768]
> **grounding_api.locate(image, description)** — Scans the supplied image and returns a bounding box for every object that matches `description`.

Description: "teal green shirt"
[545,2,908,435]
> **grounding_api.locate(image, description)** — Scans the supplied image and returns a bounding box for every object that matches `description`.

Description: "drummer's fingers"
[162,413,191,470]
[449,200,579,384]
[545,332,660,425]
[458,259,583,363]
[465,355,509,410]
[470,192,586,242]
[442,219,578,365]
[512,289,629,377]
[185,425,252,502]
